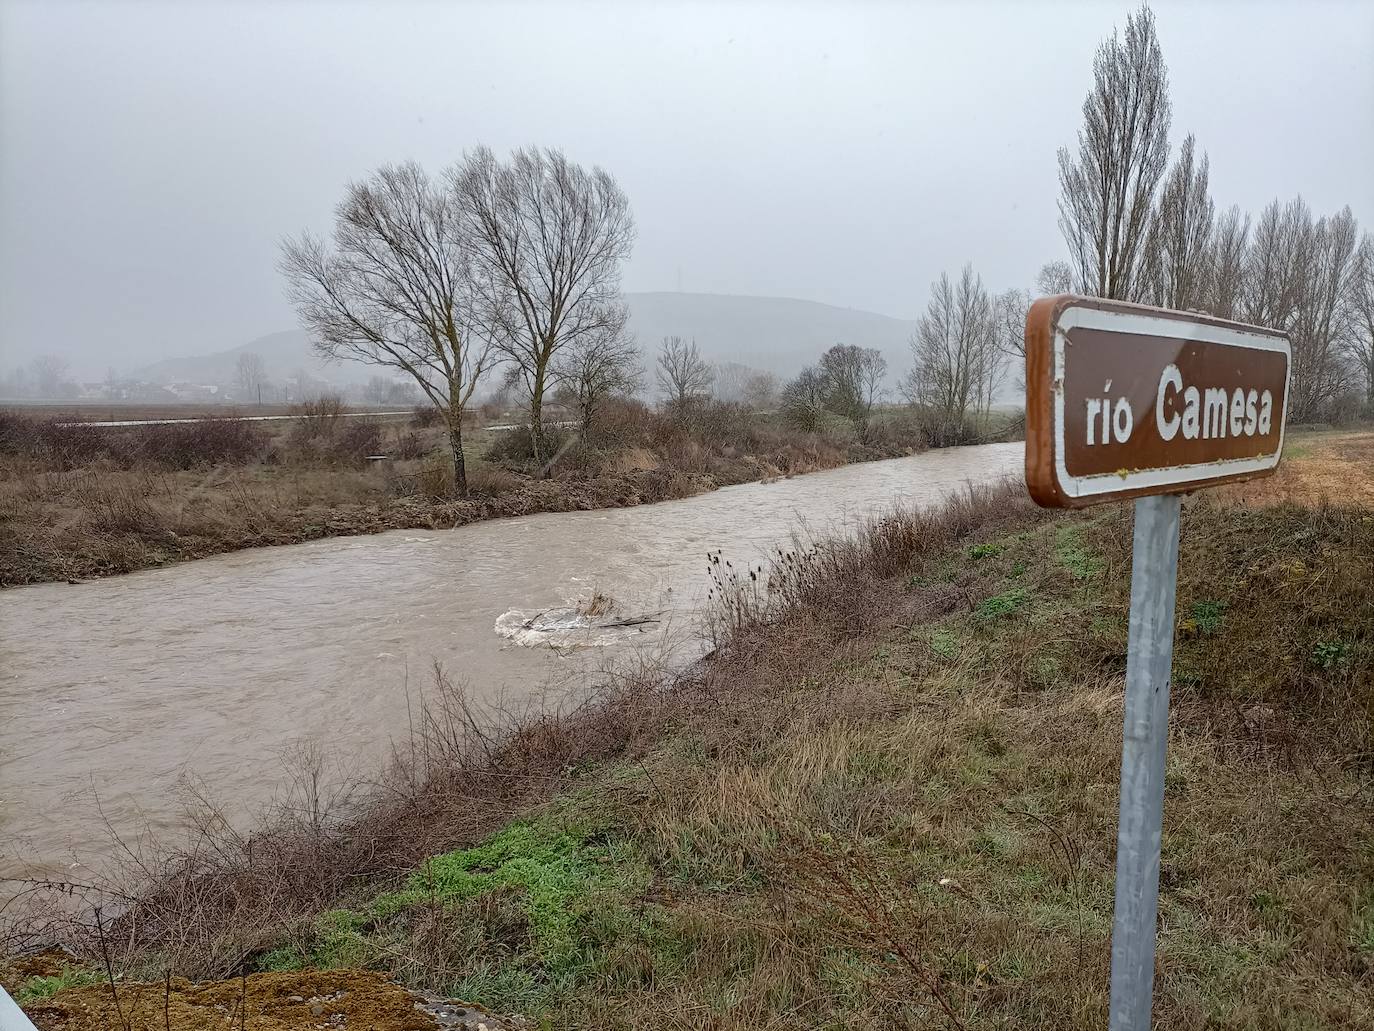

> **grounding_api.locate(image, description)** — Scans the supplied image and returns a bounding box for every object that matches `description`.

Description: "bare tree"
[993,288,1032,392]
[30,354,72,398]
[1347,234,1374,407]
[1035,261,1075,295]
[555,328,642,433]
[994,288,1031,362]
[1057,3,1171,300]
[280,161,494,494]
[780,366,828,432]
[362,375,419,405]
[285,367,328,402]
[1242,197,1359,421]
[1145,134,1214,310]
[714,363,784,412]
[362,375,392,404]
[818,343,887,441]
[903,265,1001,430]
[656,336,714,411]
[235,352,267,404]
[712,361,759,404]
[1205,205,1250,319]
[1242,197,1309,330]
[1291,206,1359,421]
[742,370,780,411]
[453,146,635,465]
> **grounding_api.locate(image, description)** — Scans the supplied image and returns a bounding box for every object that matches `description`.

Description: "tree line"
[279,3,1369,495]
[1052,3,1372,422]
[894,3,1373,437]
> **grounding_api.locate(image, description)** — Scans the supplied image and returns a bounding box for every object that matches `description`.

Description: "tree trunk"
[529,381,548,472]
[448,415,468,497]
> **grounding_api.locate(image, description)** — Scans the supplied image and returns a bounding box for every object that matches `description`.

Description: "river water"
[0,444,1020,888]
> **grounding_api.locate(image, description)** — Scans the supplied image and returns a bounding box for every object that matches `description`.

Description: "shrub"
[392,431,430,461]
[410,404,442,429]
[1324,391,1370,427]
[686,400,754,449]
[466,465,522,496]
[0,414,265,469]
[134,419,266,469]
[293,393,346,439]
[416,454,452,499]
[330,420,384,462]
[863,412,928,451]
[0,411,34,454]
[585,398,656,450]
[0,415,109,467]
[911,407,985,448]
[484,424,569,467]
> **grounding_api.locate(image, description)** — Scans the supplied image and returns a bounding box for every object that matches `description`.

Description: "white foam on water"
[494,606,657,649]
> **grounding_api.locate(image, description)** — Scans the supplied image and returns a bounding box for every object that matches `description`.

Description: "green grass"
[14,966,103,1003]
[1311,639,1352,670]
[1054,524,1103,578]
[976,586,1028,619]
[967,541,1005,560]
[264,816,654,1014]
[1190,599,1227,635]
[927,625,962,658]
[1352,891,1374,955]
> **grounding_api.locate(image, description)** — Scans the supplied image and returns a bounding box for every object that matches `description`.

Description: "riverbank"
[0,402,950,587]
[7,432,1371,1029]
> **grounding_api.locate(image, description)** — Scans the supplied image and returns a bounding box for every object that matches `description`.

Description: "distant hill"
[133,293,920,394]
[623,292,915,384]
[131,329,369,389]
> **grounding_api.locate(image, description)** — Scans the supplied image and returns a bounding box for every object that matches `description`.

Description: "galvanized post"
[1108,492,1182,1031]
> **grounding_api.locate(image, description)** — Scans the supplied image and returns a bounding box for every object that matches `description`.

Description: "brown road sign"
[1025,295,1291,508]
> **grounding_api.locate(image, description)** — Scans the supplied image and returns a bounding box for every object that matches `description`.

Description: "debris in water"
[495,593,663,649]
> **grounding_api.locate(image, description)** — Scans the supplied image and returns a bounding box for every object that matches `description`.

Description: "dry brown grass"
[1220,429,1374,507]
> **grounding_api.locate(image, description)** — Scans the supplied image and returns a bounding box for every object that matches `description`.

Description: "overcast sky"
[2,0,1372,376]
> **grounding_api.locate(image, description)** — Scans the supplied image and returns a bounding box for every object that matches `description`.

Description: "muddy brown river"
[0,444,1020,891]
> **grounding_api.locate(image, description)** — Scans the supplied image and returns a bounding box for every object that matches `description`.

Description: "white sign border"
[1052,306,1291,500]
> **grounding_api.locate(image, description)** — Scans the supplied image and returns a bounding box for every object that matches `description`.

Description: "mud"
[17,968,532,1031]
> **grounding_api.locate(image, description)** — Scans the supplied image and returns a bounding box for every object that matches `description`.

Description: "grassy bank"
[0,400,949,587]
[6,435,1371,1030]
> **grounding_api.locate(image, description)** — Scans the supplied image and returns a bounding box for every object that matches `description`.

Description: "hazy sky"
[2,0,1372,376]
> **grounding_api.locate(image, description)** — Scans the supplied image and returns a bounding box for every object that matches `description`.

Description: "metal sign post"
[1108,493,1181,1030]
[1023,296,1291,1028]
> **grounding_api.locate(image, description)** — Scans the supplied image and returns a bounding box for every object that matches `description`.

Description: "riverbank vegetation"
[0,391,975,587]
[6,432,1371,1029]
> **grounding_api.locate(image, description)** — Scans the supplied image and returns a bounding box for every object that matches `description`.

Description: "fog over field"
[128,292,918,395]
[2,0,1372,379]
